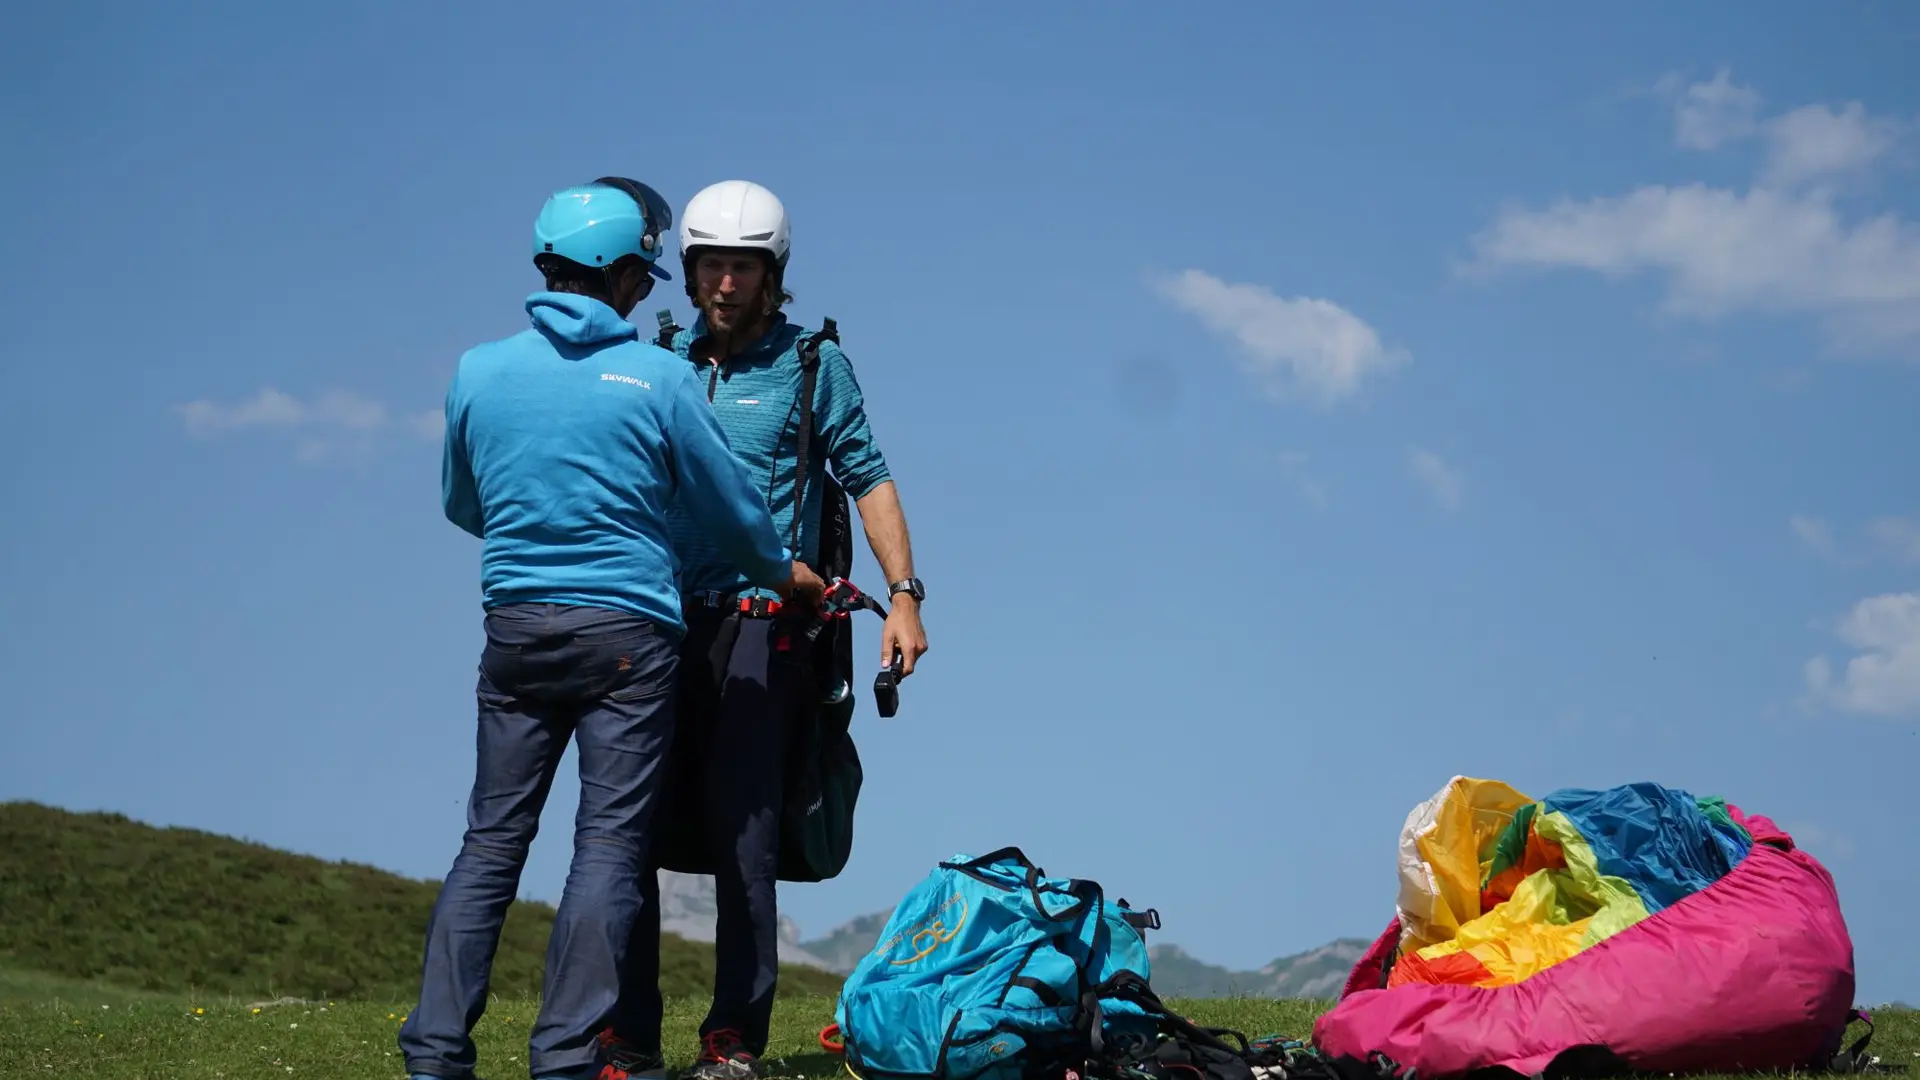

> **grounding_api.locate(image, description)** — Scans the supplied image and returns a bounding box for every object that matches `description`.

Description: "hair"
[535,253,642,302]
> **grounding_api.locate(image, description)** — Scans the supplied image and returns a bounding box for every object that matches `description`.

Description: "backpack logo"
[877,891,968,965]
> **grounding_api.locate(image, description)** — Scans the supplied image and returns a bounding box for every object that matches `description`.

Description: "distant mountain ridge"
[713,882,1372,996]
[653,870,846,971]
[794,911,890,973]
[1143,939,1369,999]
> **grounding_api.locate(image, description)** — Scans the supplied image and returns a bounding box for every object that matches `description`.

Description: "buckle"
[739,595,781,618]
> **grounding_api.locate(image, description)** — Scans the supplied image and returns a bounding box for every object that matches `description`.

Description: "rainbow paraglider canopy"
[1386,776,1755,988]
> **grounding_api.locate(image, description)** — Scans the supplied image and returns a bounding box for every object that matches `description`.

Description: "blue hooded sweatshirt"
[441,292,793,635]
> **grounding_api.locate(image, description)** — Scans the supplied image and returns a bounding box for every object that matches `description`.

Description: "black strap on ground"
[1830,1009,1907,1074]
[1080,971,1413,1080]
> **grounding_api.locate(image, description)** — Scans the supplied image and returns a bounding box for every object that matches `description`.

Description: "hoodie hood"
[526,291,640,348]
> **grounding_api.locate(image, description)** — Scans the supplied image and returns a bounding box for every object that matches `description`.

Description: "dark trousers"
[612,607,794,1056]
[399,602,679,1080]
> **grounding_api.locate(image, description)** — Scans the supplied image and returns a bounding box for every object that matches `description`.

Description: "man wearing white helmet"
[598,179,928,1080]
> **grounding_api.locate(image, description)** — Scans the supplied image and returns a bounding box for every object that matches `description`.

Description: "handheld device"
[803,577,908,718]
[872,647,905,719]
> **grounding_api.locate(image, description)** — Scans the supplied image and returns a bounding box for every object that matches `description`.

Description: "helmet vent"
[688,228,718,239]
[740,231,774,241]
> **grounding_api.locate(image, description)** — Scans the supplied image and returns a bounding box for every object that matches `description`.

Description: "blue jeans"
[611,608,794,1057]
[399,602,679,1080]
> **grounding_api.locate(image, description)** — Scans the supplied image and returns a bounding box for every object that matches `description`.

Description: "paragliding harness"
[1066,975,1412,1080]
[820,949,1406,1080]
[647,310,894,883]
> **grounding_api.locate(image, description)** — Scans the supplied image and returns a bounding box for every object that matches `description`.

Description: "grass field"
[0,993,1314,1080]
[1,990,1912,1080]
[0,801,842,1003]
[6,801,1914,1078]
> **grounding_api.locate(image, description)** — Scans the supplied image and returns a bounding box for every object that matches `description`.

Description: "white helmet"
[679,180,791,278]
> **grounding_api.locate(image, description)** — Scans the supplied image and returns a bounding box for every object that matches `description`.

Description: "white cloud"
[1787,514,1920,566]
[1761,101,1905,189]
[1407,446,1464,510]
[1672,67,1761,150]
[1153,269,1409,405]
[174,387,438,460]
[1466,70,1920,357]
[1667,68,1905,189]
[1868,517,1920,565]
[175,388,307,435]
[1803,590,1920,718]
[1783,821,1857,862]
[408,409,446,441]
[1790,515,1838,557]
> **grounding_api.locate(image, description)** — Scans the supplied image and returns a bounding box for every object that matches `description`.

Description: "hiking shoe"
[680,1028,760,1080]
[598,1065,668,1080]
[597,1026,668,1080]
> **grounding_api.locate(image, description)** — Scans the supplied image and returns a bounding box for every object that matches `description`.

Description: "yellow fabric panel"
[1395,776,1533,954]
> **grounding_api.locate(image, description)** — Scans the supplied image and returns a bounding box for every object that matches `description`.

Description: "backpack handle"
[942,847,1102,923]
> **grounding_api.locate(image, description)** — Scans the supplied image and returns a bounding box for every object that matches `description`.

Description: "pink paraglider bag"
[1313,801,1862,1079]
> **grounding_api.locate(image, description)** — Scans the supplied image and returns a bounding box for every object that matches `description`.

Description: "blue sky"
[3,2,1918,1004]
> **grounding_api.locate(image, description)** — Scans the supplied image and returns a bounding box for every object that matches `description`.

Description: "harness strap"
[685,590,785,618]
[790,316,838,553]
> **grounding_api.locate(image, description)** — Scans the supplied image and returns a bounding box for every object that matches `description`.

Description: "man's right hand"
[780,561,827,609]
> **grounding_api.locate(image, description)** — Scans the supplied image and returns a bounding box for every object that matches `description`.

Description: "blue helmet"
[532,176,675,280]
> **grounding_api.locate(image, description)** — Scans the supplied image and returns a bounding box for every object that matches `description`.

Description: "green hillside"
[0,801,843,1003]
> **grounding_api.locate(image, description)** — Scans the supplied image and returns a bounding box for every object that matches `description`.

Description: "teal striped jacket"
[663,312,892,596]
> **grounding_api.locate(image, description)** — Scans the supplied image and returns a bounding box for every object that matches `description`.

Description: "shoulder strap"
[789,317,839,551]
[654,309,681,351]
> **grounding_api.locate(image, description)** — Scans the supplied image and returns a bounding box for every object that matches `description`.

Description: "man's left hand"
[882,599,928,678]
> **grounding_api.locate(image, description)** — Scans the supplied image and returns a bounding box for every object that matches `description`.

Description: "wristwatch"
[888,577,925,603]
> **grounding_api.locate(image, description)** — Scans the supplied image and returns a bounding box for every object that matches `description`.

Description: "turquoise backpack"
[832,848,1162,1080]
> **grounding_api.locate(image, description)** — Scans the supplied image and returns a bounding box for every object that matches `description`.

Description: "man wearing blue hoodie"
[399,178,824,1080]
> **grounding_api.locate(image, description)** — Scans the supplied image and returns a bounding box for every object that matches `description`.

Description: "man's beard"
[703,293,769,340]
